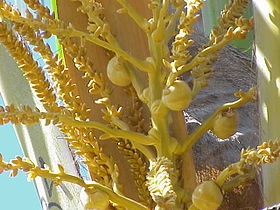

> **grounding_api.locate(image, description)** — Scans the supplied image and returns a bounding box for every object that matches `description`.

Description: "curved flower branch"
[174,87,257,154]
[0,154,149,210]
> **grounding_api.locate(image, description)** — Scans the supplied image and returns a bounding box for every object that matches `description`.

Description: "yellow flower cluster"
[0,0,125,192]
[210,0,250,44]
[0,21,60,113]
[23,0,55,20]
[0,153,148,209]
[0,0,266,209]
[146,156,178,209]
[240,140,280,166]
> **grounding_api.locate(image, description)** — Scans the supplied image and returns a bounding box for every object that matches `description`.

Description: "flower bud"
[162,80,192,111]
[212,109,239,139]
[192,181,223,210]
[107,56,131,87]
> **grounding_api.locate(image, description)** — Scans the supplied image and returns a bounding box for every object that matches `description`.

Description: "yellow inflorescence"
[240,140,280,166]
[23,0,55,20]
[0,0,264,209]
[14,21,90,121]
[0,21,60,113]
[210,0,250,44]
[214,140,280,192]
[118,87,153,207]
[61,38,110,98]
[146,157,178,209]
[170,0,203,68]
[0,153,149,210]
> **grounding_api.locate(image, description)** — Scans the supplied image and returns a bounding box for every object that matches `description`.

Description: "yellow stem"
[174,88,256,154]
[123,62,146,98]
[0,10,152,73]
[150,1,160,26]
[89,182,149,210]
[0,110,156,145]
[7,160,148,209]
[165,3,186,39]
[48,173,149,209]
[57,115,156,145]
[111,116,156,159]
[133,143,156,160]
[152,0,169,42]
[147,1,176,158]
[215,163,239,187]
[157,0,169,31]
[111,116,130,131]
[64,30,153,73]
[115,0,148,32]
[166,29,239,86]
[221,173,254,191]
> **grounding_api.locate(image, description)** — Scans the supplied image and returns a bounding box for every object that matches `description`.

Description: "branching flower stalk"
[188,140,280,210]
[0,154,148,210]
[0,0,269,209]
[0,15,122,189]
[175,87,257,154]
[217,140,280,189]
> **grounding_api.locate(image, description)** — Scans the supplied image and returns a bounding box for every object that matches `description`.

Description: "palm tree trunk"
[253,0,280,206]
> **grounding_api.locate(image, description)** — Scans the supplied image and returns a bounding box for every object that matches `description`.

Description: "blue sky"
[0,0,54,209]
[0,96,41,209]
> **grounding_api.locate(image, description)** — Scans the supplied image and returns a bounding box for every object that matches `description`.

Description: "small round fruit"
[162,80,192,111]
[80,188,110,210]
[107,56,131,86]
[212,109,239,139]
[192,181,223,210]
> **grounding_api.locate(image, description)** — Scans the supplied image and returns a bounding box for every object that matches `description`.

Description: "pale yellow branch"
[150,0,161,24]
[166,34,234,86]
[0,156,149,210]
[0,108,156,145]
[0,7,153,73]
[215,163,240,187]
[55,174,149,210]
[174,87,257,154]
[61,30,152,72]
[110,115,156,159]
[116,0,148,32]
[152,0,169,41]
[216,140,280,189]
[165,2,186,40]
[166,25,252,86]
[57,115,157,146]
[92,182,149,210]
[157,0,169,30]
[66,31,151,73]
